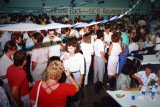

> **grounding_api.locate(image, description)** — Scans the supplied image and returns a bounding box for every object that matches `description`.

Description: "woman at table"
[116,64,132,90]
[29,60,79,107]
[132,64,160,86]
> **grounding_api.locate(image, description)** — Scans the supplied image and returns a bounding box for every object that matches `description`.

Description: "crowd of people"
[0,13,160,107]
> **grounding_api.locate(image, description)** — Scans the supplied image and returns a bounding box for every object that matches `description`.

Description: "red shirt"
[7,65,29,96]
[29,80,76,107]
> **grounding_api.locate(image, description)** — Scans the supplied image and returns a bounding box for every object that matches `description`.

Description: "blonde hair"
[46,60,64,80]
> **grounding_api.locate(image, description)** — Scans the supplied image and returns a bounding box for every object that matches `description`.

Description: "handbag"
[33,81,42,107]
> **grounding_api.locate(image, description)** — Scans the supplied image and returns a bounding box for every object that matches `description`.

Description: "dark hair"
[47,56,60,66]
[111,32,120,42]
[33,32,43,43]
[4,40,17,52]
[14,50,27,66]
[47,29,57,35]
[11,32,21,44]
[61,28,70,34]
[105,24,111,29]
[66,41,80,53]
[96,30,104,39]
[119,27,126,32]
[121,64,131,75]
[145,63,152,70]
[40,30,47,37]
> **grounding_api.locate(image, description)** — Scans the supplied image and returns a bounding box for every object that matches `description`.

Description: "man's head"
[48,29,57,40]
[4,40,17,54]
[145,64,152,74]
[13,50,27,67]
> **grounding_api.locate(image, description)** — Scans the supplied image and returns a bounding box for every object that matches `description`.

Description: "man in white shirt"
[128,38,139,54]
[0,41,18,107]
[103,24,113,58]
[43,29,65,57]
[93,30,107,83]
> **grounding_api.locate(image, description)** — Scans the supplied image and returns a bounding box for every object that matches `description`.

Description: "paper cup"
[156,53,159,58]
[155,83,158,89]
[141,90,146,96]
[131,95,135,100]
[151,90,155,96]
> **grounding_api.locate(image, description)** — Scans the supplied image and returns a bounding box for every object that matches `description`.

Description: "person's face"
[145,68,151,75]
[8,47,17,55]
[48,31,55,40]
[18,36,22,44]
[67,46,76,54]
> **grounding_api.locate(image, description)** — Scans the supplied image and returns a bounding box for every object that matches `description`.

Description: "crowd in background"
[0,13,160,107]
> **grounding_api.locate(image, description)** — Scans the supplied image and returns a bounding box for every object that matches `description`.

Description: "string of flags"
[0,0,141,31]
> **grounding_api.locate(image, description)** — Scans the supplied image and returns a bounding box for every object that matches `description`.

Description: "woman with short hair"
[29,60,79,107]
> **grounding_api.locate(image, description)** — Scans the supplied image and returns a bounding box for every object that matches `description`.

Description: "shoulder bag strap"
[35,81,42,106]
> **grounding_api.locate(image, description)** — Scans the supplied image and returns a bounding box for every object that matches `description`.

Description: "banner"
[44,7,129,15]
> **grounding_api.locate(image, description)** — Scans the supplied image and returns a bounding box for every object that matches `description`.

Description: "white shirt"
[128,42,139,54]
[80,42,94,63]
[94,39,104,57]
[61,53,85,74]
[43,36,62,57]
[135,71,158,86]
[104,32,112,53]
[0,31,11,50]
[0,54,13,83]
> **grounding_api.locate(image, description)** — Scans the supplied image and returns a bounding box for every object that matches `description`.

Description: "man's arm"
[100,51,107,63]
[122,44,126,56]
[32,61,37,72]
[11,86,24,106]
[132,74,143,85]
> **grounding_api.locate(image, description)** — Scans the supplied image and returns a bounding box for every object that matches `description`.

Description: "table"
[127,54,160,65]
[107,90,160,107]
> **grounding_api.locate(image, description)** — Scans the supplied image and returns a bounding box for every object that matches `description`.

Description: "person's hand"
[64,68,71,77]
[28,82,33,88]
[63,54,69,60]
[57,41,62,44]
[157,80,160,85]
[104,41,109,45]
[138,79,143,85]
[122,52,125,56]
[104,59,108,63]
[123,88,129,91]
[79,78,83,86]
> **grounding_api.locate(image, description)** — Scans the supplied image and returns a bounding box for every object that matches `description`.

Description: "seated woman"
[132,64,160,86]
[116,64,131,90]
[29,60,79,107]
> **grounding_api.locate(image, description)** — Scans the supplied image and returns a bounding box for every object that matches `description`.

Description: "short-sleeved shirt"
[0,54,13,83]
[31,47,49,64]
[29,80,76,107]
[121,32,129,47]
[93,39,104,57]
[61,53,85,74]
[135,71,158,86]
[7,65,29,96]
[80,42,94,63]
[43,36,62,57]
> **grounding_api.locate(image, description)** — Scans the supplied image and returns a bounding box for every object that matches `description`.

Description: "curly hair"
[111,32,120,42]
[46,60,64,80]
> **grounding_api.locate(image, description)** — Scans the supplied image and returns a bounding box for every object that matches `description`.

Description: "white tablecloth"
[127,54,160,65]
[107,90,160,107]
